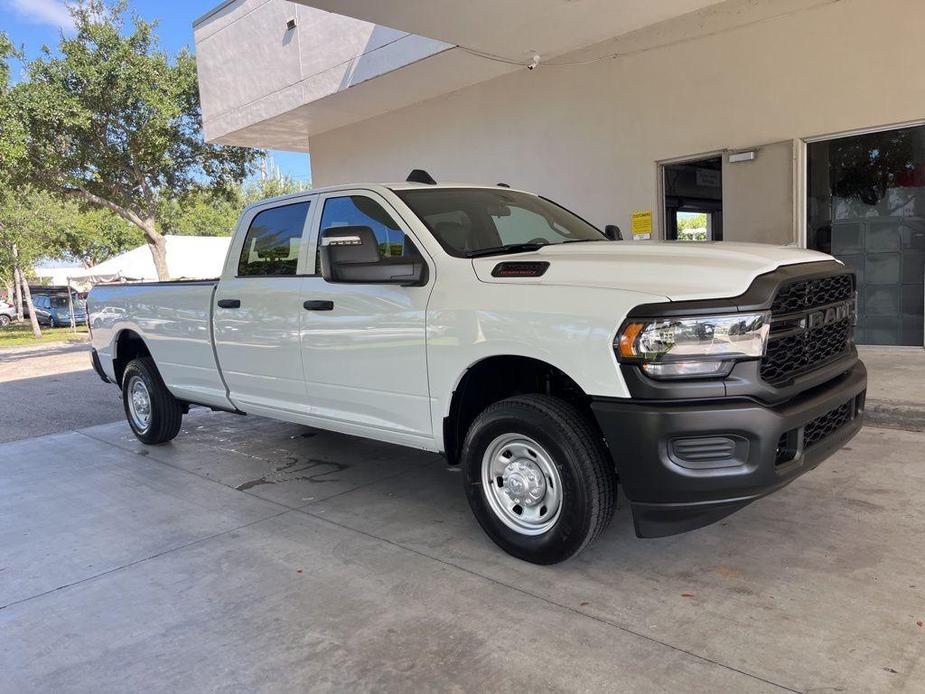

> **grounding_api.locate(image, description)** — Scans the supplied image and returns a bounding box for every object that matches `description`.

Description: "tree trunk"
[64,189,171,281]
[2,276,12,306]
[142,219,169,281]
[13,263,23,321]
[15,257,41,339]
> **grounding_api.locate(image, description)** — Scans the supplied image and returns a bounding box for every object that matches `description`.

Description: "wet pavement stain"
[235,456,349,491]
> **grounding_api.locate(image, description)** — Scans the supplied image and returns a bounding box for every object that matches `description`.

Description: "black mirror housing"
[604,224,623,241]
[319,226,427,286]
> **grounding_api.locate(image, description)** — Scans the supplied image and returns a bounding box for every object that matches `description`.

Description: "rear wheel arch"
[112,329,152,386]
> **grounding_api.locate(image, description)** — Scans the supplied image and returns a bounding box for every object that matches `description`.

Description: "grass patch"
[0,322,89,347]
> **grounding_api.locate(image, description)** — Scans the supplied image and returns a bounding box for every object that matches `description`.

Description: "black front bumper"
[591,361,867,538]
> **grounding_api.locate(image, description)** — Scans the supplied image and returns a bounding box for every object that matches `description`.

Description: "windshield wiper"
[465,242,548,258]
[562,238,603,244]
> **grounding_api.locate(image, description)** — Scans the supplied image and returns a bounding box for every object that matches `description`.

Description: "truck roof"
[244,181,534,212]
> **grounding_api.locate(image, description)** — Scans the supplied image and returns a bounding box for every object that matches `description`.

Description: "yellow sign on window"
[631,210,653,240]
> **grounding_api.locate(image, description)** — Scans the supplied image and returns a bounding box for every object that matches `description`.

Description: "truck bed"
[88,280,234,411]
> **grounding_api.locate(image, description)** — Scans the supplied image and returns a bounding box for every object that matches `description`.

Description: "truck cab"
[88,180,866,563]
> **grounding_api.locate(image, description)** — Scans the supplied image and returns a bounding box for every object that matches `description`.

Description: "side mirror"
[319,226,427,286]
[604,224,623,241]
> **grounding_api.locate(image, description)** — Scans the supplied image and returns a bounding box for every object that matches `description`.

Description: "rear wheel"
[121,357,183,444]
[0,314,9,327]
[461,394,616,564]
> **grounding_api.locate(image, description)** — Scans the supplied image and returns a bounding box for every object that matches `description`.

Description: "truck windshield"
[395,188,605,257]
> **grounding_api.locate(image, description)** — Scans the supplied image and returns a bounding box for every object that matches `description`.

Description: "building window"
[807,124,925,346]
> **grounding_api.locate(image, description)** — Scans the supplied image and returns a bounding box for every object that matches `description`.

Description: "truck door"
[213,196,315,414]
[299,190,433,442]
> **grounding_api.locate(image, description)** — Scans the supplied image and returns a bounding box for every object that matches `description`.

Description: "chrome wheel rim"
[481,433,562,536]
[127,375,152,432]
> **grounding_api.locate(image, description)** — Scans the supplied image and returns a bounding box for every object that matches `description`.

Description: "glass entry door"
[807,125,925,346]
[663,156,723,241]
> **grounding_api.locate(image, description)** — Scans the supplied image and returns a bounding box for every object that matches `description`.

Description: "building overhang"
[194,0,728,150]
[294,0,727,65]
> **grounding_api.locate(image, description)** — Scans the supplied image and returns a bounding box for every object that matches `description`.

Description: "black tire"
[48,316,56,328]
[0,315,9,327]
[461,394,616,564]
[121,357,183,445]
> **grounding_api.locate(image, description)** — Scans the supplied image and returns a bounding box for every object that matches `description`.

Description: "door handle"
[217,299,241,309]
[303,300,334,311]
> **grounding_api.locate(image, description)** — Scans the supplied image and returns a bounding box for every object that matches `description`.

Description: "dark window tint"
[807,124,925,345]
[317,196,419,271]
[238,201,310,277]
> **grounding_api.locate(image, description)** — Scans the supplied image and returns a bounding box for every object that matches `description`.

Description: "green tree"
[12,0,260,280]
[676,213,707,232]
[51,203,145,266]
[0,33,33,327]
[0,191,55,337]
[243,171,310,204]
[159,168,310,237]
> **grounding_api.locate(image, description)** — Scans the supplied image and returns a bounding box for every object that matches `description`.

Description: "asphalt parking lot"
[0,343,124,443]
[1,349,924,692]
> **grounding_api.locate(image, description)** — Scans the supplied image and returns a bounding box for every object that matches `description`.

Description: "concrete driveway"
[2,407,923,693]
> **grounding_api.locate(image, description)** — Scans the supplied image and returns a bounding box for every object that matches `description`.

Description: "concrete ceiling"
[292,0,728,62]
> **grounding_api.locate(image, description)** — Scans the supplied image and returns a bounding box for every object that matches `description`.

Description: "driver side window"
[316,195,420,272]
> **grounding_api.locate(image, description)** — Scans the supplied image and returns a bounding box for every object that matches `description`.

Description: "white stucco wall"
[308,0,925,241]
[195,0,453,148]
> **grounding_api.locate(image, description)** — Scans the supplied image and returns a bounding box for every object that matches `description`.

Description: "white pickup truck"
[88,178,866,563]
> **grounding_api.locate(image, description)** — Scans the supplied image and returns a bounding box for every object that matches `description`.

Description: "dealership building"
[194,0,925,347]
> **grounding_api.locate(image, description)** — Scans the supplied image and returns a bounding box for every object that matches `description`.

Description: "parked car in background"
[31,294,88,328]
[0,301,15,327]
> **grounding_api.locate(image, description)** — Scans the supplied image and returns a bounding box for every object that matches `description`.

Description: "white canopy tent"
[64,235,232,291]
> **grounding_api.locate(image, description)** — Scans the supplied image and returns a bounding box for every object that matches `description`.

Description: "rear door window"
[238,201,311,277]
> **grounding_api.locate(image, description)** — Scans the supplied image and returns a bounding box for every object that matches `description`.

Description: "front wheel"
[0,314,9,327]
[461,395,617,564]
[122,357,183,445]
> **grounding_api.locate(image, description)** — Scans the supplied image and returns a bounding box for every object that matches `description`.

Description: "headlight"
[615,312,770,379]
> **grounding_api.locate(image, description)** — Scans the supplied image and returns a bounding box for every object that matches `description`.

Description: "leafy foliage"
[159,172,311,237]
[10,0,260,278]
[0,33,25,190]
[676,213,707,232]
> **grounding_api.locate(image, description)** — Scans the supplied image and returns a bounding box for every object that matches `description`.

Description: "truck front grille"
[803,399,854,449]
[769,273,854,314]
[760,272,856,386]
[775,395,860,466]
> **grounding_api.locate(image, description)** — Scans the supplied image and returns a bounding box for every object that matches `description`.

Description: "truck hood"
[471,241,837,301]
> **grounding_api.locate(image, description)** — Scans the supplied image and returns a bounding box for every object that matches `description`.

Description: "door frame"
[299,187,437,445]
[656,149,725,240]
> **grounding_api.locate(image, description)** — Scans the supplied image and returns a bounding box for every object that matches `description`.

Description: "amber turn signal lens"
[618,322,644,358]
